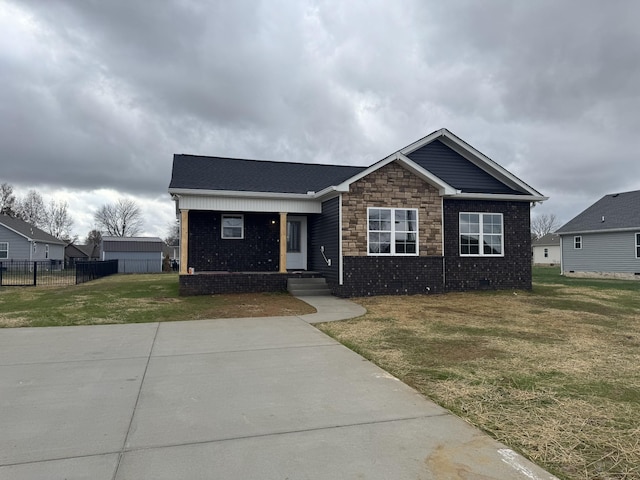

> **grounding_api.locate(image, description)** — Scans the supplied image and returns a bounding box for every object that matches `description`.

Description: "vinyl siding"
[0,226,31,260]
[308,197,340,284]
[561,231,640,273]
[407,139,525,195]
[533,245,561,264]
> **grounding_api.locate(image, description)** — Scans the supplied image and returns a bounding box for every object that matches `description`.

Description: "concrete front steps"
[287,277,332,296]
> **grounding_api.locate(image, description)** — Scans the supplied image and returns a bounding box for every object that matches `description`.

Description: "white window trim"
[459,212,504,257]
[221,214,244,239]
[635,233,640,259]
[574,236,582,250]
[367,207,419,256]
[0,242,8,259]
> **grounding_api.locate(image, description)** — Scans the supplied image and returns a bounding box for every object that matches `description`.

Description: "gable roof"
[532,233,560,246]
[0,214,66,245]
[170,156,366,194]
[556,190,640,235]
[102,236,164,253]
[169,128,546,202]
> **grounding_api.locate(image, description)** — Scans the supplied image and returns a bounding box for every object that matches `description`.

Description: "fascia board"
[334,152,457,195]
[448,192,549,202]
[557,227,640,236]
[0,222,31,241]
[401,128,545,198]
[168,188,317,200]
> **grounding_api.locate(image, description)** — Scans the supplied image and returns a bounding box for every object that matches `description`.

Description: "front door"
[286,216,307,270]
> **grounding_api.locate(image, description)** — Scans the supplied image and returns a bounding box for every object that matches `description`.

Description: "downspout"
[559,235,564,275]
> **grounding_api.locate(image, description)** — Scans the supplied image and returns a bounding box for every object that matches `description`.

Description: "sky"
[2,0,639,240]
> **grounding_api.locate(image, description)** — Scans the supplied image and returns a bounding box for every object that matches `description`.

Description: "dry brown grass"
[318,278,640,480]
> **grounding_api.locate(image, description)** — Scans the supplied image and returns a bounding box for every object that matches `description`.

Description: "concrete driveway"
[0,300,557,479]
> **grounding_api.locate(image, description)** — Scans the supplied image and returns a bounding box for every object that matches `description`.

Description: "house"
[556,190,640,278]
[101,236,164,273]
[532,233,561,265]
[0,214,66,265]
[168,128,547,296]
[65,243,100,265]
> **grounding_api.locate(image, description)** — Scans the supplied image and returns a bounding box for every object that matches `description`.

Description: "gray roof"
[102,236,164,253]
[169,129,539,197]
[532,233,560,246]
[556,190,640,234]
[169,156,366,194]
[0,214,66,245]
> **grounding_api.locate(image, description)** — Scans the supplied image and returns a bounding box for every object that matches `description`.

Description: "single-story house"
[556,190,640,278]
[169,128,547,296]
[0,214,66,264]
[532,233,561,265]
[65,243,100,265]
[101,236,164,273]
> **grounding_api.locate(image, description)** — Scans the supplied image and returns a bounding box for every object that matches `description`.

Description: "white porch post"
[279,212,287,273]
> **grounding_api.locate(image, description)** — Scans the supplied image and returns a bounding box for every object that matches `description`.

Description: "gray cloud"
[2,0,639,236]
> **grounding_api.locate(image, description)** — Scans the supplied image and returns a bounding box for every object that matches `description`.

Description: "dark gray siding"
[407,139,525,195]
[309,197,340,284]
[561,231,640,274]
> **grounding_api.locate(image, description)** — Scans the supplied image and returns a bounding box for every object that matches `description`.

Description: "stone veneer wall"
[341,161,442,256]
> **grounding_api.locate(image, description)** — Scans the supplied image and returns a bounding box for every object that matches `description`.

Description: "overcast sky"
[2,0,639,239]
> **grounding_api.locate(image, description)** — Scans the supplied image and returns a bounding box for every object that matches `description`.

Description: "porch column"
[180,209,189,274]
[279,212,287,273]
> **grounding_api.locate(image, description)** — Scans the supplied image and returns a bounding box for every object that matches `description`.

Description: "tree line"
[0,182,148,244]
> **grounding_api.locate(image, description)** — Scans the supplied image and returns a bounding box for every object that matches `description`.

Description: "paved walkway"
[0,296,557,479]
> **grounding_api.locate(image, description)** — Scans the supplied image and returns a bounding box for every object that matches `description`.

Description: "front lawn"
[0,274,314,327]
[318,267,640,480]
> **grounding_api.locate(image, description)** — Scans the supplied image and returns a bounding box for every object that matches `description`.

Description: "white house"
[532,233,560,265]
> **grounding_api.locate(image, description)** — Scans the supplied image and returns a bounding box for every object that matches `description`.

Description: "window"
[636,233,640,258]
[287,221,301,252]
[221,214,244,239]
[544,248,549,258]
[459,213,503,256]
[0,242,7,259]
[45,244,49,259]
[367,208,418,255]
[574,236,582,249]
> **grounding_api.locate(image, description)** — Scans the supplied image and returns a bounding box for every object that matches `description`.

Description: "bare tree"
[94,198,144,237]
[531,213,561,239]
[164,221,180,245]
[85,229,103,246]
[0,182,17,216]
[17,190,47,229]
[46,199,74,240]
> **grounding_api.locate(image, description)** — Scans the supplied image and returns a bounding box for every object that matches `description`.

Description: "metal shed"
[101,236,164,273]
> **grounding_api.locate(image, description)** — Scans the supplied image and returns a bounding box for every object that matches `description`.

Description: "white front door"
[286,216,307,270]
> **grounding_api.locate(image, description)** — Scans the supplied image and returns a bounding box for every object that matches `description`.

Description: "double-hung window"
[368,208,418,255]
[636,233,640,258]
[221,214,244,239]
[459,213,503,256]
[0,242,7,259]
[574,236,582,249]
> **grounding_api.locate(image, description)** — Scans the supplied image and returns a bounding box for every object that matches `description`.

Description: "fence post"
[0,261,2,286]
[33,261,37,286]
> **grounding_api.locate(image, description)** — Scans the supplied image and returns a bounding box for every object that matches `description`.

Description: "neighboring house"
[556,190,640,278]
[0,214,66,264]
[532,233,561,265]
[101,236,164,273]
[65,243,100,265]
[169,128,547,296]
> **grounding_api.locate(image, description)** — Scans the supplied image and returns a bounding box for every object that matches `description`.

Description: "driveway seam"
[118,412,451,454]
[149,341,339,359]
[112,321,161,480]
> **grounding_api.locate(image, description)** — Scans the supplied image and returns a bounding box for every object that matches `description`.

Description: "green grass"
[318,267,640,480]
[0,273,314,327]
